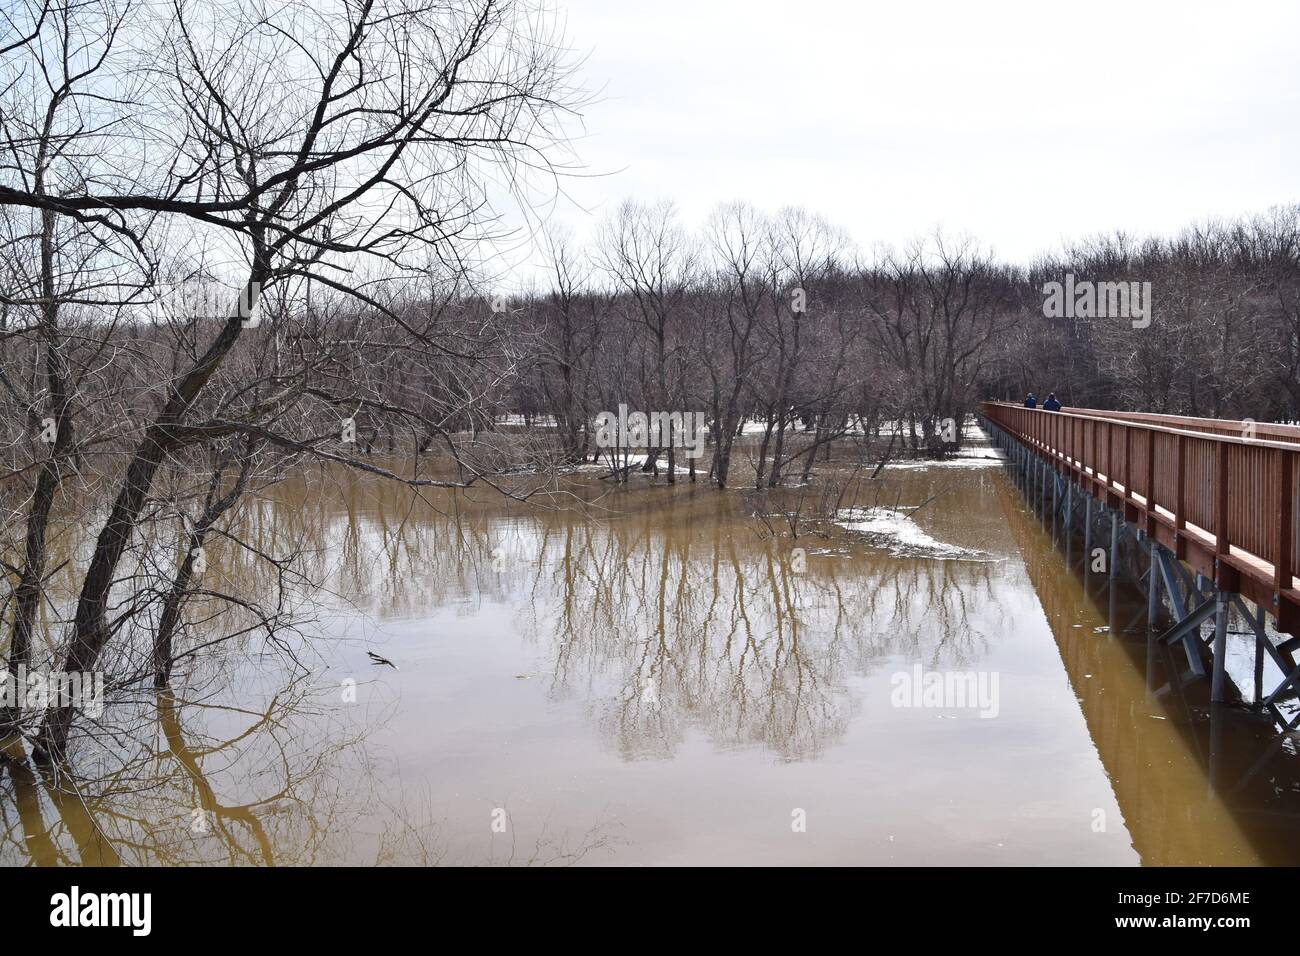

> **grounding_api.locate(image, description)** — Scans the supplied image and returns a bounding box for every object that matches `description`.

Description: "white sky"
[498,0,1300,286]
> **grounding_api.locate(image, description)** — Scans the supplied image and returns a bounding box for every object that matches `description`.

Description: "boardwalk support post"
[1110,510,1120,582]
[1052,470,1059,539]
[1083,497,1093,578]
[1065,481,1074,565]
[1211,594,1230,703]
[1155,548,1208,678]
[1254,603,1266,706]
[1148,539,1160,628]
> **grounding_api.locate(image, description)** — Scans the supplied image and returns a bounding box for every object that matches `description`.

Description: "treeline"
[1007,206,1300,419]
[0,201,1018,492]
[6,202,1299,500]
[495,200,1300,484]
[501,202,1014,487]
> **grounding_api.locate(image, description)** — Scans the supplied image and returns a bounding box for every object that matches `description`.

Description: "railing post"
[1144,430,1156,535]
[1085,419,1092,492]
[1215,441,1230,553]
[1214,441,1232,590]
[1107,422,1114,490]
[1174,434,1187,558]
[1123,425,1132,500]
[1072,415,1078,471]
[1278,449,1294,598]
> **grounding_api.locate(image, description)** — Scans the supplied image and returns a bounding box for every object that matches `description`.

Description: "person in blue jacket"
[1042,393,1062,411]
[1023,392,1037,408]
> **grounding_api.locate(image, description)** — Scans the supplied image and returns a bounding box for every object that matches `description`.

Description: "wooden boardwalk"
[981,401,1300,639]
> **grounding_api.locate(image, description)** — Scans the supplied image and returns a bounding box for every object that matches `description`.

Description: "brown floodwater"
[5,435,1300,865]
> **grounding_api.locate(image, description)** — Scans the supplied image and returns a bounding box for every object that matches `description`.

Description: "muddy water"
[5,442,1299,865]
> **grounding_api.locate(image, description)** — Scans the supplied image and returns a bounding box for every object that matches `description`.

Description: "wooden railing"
[1057,406,1300,445]
[980,401,1300,635]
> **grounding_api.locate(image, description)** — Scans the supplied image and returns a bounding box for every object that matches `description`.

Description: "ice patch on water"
[571,452,694,475]
[834,507,989,560]
[1224,631,1300,724]
[955,445,1005,459]
[883,448,1005,470]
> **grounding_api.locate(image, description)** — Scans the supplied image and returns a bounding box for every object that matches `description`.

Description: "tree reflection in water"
[2,466,1007,865]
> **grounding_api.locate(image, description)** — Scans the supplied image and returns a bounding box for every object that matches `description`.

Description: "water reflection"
[0,662,384,866]
[8,454,1296,864]
[998,463,1300,864]
[305,473,1009,763]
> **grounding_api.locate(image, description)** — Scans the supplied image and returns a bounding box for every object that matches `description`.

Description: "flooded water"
[5,431,1300,865]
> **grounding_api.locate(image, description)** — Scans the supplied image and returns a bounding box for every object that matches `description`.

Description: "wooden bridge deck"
[980,401,1300,639]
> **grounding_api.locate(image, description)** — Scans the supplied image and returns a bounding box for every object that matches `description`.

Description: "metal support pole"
[1110,510,1120,581]
[1253,603,1266,706]
[1212,592,1230,703]
[1065,481,1074,565]
[1051,471,1059,539]
[1148,540,1160,627]
[1042,462,1049,523]
[1157,548,1208,678]
[1084,497,1093,578]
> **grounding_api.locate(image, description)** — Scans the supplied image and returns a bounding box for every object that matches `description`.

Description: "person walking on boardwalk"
[1043,392,1062,411]
[1023,392,1037,408]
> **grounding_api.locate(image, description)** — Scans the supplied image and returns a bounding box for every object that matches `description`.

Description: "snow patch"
[883,452,1004,470]
[834,507,990,560]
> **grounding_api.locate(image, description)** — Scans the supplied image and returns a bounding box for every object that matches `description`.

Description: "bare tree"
[1,0,581,759]
[595,200,695,482]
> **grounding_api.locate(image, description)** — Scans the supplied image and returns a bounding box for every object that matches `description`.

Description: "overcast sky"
[498,0,1300,284]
